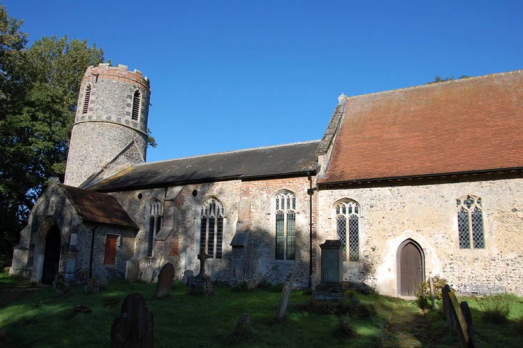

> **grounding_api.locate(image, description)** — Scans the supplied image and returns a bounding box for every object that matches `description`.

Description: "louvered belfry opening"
[132,90,141,121]
[82,85,91,114]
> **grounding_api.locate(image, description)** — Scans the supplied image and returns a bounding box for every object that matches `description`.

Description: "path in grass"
[381,301,461,348]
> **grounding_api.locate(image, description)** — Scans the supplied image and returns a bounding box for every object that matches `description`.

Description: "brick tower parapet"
[64,63,151,187]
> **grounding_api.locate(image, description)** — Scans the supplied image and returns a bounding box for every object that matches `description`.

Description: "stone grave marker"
[448,291,474,348]
[190,252,214,296]
[183,270,194,286]
[154,262,174,298]
[234,313,251,339]
[111,293,154,348]
[275,274,294,322]
[313,240,344,301]
[442,284,454,331]
[141,265,155,283]
[125,259,139,283]
[460,301,475,348]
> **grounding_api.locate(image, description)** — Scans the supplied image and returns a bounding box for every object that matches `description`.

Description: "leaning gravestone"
[111,293,154,348]
[183,270,194,286]
[234,313,251,339]
[190,252,214,296]
[275,274,294,322]
[141,265,155,283]
[313,240,344,301]
[125,259,139,283]
[154,263,175,298]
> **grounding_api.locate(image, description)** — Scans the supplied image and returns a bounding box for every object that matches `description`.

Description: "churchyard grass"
[1,270,522,348]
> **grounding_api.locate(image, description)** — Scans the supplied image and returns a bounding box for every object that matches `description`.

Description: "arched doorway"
[397,239,424,296]
[41,225,61,284]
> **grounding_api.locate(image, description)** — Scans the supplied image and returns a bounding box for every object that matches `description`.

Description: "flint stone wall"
[317,175,523,296]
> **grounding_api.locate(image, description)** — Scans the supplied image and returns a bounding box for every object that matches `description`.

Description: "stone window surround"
[271,189,297,262]
[331,197,361,262]
[79,83,93,117]
[127,88,143,122]
[146,199,164,257]
[456,194,486,250]
[195,196,227,260]
[131,89,142,121]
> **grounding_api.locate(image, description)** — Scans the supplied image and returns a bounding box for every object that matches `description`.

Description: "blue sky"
[4,0,522,162]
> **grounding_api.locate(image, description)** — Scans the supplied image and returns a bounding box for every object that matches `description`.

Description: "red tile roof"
[61,185,138,228]
[319,70,523,184]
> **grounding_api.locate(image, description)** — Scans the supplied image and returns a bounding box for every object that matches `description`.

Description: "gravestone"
[460,301,475,348]
[183,270,194,286]
[111,293,154,348]
[190,252,214,296]
[275,274,294,321]
[141,265,155,283]
[154,263,175,298]
[125,259,139,283]
[442,285,454,331]
[448,291,474,348]
[99,273,109,290]
[234,313,251,338]
[313,240,344,301]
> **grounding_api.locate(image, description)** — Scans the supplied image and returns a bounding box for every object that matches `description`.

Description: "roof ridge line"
[138,140,321,166]
[346,69,523,101]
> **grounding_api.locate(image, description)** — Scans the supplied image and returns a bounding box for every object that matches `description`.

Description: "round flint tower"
[65,63,151,187]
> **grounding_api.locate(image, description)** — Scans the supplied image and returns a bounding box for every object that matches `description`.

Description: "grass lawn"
[0,270,521,348]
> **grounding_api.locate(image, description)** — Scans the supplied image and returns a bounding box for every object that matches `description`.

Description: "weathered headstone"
[125,259,139,283]
[460,301,476,348]
[313,240,344,301]
[111,293,154,348]
[442,284,454,331]
[190,252,214,296]
[99,273,109,290]
[183,270,194,286]
[141,265,155,283]
[449,291,474,348]
[154,263,175,298]
[275,274,294,321]
[53,274,69,295]
[234,313,251,339]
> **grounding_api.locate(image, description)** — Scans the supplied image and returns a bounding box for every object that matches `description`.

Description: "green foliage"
[478,294,511,324]
[0,4,105,266]
[429,75,470,83]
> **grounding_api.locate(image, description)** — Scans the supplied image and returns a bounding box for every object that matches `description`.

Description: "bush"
[415,282,432,310]
[515,317,523,336]
[478,294,511,324]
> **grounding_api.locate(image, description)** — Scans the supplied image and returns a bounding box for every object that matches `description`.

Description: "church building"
[10,64,523,297]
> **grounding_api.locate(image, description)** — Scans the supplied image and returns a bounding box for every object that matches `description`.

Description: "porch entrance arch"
[41,224,61,284]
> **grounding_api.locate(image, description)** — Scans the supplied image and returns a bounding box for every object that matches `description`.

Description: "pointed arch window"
[147,200,163,257]
[457,195,484,249]
[200,198,224,259]
[82,84,92,114]
[274,191,296,260]
[132,90,141,121]
[334,199,360,261]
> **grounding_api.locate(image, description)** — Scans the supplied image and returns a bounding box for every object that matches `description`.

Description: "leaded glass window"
[200,198,224,259]
[274,191,296,260]
[456,195,484,249]
[147,200,163,257]
[334,200,360,261]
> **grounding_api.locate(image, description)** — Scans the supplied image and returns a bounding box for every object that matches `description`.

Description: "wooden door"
[400,242,423,296]
[42,225,61,284]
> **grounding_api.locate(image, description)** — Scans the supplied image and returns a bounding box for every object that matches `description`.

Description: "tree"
[0,6,107,266]
[429,75,470,84]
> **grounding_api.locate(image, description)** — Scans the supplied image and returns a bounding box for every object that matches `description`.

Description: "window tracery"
[274,190,296,260]
[147,200,163,257]
[457,195,484,249]
[200,198,224,259]
[334,199,360,261]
